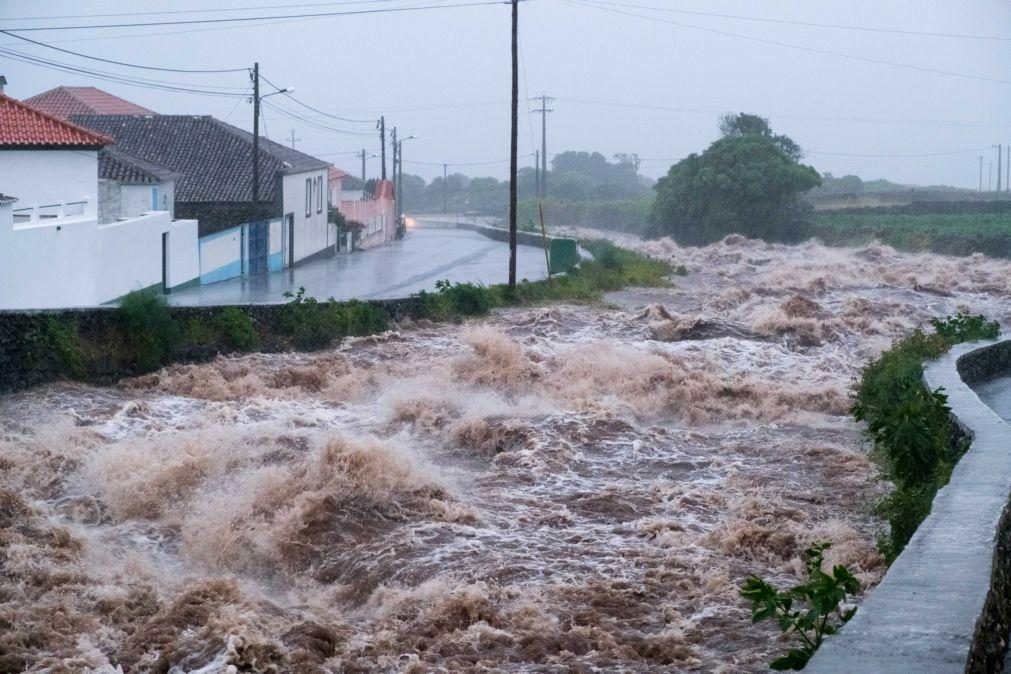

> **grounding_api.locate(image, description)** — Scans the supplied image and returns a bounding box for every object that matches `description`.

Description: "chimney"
[0,76,6,95]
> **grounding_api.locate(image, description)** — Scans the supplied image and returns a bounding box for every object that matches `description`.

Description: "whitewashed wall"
[120,180,175,219]
[0,211,199,309]
[197,218,283,284]
[281,168,332,263]
[0,150,99,218]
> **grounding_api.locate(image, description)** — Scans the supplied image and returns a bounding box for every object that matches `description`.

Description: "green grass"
[812,212,1011,257]
[416,239,678,320]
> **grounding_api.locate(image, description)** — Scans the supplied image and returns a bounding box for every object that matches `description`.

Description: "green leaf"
[770,649,811,671]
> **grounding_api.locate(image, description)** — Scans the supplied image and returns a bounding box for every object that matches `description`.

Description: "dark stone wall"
[0,297,424,394]
[957,340,1011,385]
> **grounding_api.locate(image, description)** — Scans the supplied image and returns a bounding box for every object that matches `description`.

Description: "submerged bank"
[3,235,1010,672]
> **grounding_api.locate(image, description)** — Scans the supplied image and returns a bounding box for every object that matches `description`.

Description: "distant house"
[0,95,198,309]
[25,86,155,118]
[327,166,396,250]
[98,148,180,221]
[74,114,332,283]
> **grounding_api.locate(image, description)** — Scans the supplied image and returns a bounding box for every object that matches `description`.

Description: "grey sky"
[2,0,1009,188]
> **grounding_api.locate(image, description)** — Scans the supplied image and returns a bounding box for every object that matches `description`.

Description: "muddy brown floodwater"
[3,234,1010,673]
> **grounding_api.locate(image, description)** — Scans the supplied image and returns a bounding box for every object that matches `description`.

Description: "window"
[151,187,159,211]
[305,178,312,217]
[316,176,323,214]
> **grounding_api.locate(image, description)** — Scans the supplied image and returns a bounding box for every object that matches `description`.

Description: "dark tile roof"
[71,115,329,203]
[0,194,17,205]
[99,148,181,184]
[342,173,366,191]
[0,94,112,149]
[25,86,155,118]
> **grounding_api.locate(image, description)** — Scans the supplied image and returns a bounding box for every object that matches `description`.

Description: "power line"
[260,73,375,124]
[0,1,520,32]
[0,30,248,72]
[557,96,1011,129]
[566,0,1011,86]
[579,0,1011,41]
[807,147,993,158]
[0,0,409,22]
[403,153,536,167]
[0,47,248,96]
[260,99,377,136]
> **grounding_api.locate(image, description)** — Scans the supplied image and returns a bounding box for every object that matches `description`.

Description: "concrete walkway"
[809,339,1011,673]
[169,226,549,306]
[975,375,1011,423]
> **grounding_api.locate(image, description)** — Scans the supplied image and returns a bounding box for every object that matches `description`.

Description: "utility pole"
[508,0,519,290]
[535,150,540,197]
[1007,145,1010,191]
[287,129,300,150]
[391,126,398,222]
[378,116,386,180]
[443,163,448,213]
[980,155,983,192]
[997,144,1003,193]
[252,62,260,210]
[531,94,554,199]
[357,149,368,181]
[989,162,993,191]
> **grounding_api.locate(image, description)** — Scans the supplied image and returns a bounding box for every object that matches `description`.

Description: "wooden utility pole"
[252,62,260,209]
[357,149,367,181]
[531,95,553,199]
[378,116,386,180]
[508,0,519,290]
[287,129,300,149]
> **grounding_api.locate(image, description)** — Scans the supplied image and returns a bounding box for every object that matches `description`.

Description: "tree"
[719,112,802,161]
[649,116,820,244]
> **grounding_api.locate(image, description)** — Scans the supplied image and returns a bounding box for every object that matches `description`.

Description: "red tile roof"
[24,86,155,118]
[0,95,112,148]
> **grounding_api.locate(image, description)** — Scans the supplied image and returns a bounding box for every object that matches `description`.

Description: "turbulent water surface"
[3,235,1010,673]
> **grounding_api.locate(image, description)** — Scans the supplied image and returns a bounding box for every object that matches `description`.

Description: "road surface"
[169,226,549,306]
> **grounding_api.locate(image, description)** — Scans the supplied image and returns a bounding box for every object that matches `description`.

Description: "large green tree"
[649,114,820,244]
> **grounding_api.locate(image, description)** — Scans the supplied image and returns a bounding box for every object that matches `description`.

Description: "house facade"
[0,95,198,309]
[74,114,333,284]
[327,166,396,250]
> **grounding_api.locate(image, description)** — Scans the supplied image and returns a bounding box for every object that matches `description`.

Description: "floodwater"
[3,234,1010,672]
[974,375,1011,424]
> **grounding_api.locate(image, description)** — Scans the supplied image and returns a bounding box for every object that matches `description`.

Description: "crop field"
[811,212,1011,258]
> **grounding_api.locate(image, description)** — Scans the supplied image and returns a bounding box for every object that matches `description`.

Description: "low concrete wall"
[412,216,559,248]
[809,338,1011,673]
[0,298,423,394]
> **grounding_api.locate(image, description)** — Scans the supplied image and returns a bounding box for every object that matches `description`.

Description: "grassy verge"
[811,212,1011,258]
[852,313,1000,561]
[14,239,676,387]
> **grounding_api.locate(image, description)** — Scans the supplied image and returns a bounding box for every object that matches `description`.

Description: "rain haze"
[3,2,1011,673]
[1,0,1009,185]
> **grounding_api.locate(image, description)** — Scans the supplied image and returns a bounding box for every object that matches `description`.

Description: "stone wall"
[0,297,423,394]
[809,338,1011,673]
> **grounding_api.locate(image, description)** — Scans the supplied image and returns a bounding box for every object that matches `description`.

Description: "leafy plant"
[929,313,1000,342]
[213,306,258,351]
[42,317,85,378]
[852,313,998,560]
[740,543,860,670]
[118,289,180,371]
[279,287,344,350]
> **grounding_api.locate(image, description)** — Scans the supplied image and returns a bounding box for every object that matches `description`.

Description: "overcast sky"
[2,0,1009,188]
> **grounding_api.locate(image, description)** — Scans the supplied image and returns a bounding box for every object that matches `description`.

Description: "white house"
[0,94,199,309]
[73,114,334,284]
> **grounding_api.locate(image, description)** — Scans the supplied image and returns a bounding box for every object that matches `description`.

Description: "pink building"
[328,167,396,250]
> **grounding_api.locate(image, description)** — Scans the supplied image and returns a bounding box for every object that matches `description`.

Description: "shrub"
[279,287,344,350]
[341,300,389,336]
[852,312,998,560]
[419,280,492,321]
[42,317,84,379]
[741,543,860,671]
[278,288,389,349]
[118,289,180,370]
[213,306,258,351]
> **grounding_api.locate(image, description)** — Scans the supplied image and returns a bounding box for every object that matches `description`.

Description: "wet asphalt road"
[169,226,549,306]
